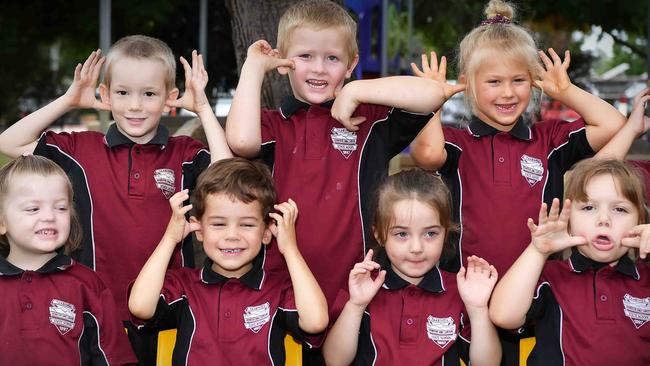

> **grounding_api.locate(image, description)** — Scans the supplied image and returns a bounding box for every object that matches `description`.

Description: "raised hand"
[63,50,110,111]
[167,50,211,114]
[164,190,200,245]
[622,224,650,259]
[330,87,366,131]
[535,48,572,98]
[410,51,465,100]
[246,39,294,73]
[457,256,498,310]
[528,198,587,256]
[626,88,650,136]
[269,199,299,255]
[348,249,386,308]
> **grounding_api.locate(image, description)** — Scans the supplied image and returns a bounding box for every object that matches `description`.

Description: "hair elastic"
[480,14,511,26]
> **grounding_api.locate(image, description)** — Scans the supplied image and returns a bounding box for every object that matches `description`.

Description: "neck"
[7,250,57,271]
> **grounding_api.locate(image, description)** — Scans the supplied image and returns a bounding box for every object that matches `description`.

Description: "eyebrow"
[389,225,442,230]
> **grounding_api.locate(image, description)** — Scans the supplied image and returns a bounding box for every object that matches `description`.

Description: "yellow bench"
[156,330,535,366]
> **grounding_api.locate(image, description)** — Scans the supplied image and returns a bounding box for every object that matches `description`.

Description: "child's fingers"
[178,204,193,216]
[437,55,447,78]
[562,50,571,69]
[537,202,548,225]
[90,57,105,82]
[622,236,640,249]
[410,62,424,77]
[456,266,467,281]
[73,63,83,81]
[527,218,538,233]
[420,53,431,72]
[268,212,282,227]
[364,249,375,262]
[373,270,387,286]
[558,199,572,224]
[547,198,560,221]
[547,48,562,65]
[633,88,650,106]
[350,116,367,127]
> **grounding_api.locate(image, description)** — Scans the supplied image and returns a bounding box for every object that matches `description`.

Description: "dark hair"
[373,168,457,255]
[566,158,649,225]
[0,155,82,255]
[192,158,276,223]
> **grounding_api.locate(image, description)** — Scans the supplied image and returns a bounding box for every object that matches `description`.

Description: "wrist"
[345,299,368,313]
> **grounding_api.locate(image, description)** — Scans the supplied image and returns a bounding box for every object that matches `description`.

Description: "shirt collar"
[379,251,445,293]
[105,123,170,148]
[568,249,640,280]
[0,254,73,276]
[278,95,334,119]
[200,246,266,290]
[467,115,531,141]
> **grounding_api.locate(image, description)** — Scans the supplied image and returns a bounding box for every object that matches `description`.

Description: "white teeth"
[37,229,56,235]
[307,80,327,89]
[221,249,242,254]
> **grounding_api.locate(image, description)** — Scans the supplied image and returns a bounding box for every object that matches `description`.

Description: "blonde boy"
[226,0,460,317]
[0,35,231,325]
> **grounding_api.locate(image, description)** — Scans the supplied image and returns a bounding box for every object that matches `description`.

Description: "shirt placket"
[399,286,420,345]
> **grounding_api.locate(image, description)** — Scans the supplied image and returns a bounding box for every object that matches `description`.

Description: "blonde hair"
[0,155,82,256]
[566,158,649,225]
[277,0,358,65]
[458,0,543,114]
[373,169,457,256]
[103,35,176,91]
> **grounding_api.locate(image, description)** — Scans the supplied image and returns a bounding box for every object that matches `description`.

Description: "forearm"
[128,236,177,320]
[489,245,547,329]
[0,94,74,157]
[283,248,329,334]
[555,84,625,150]
[466,306,501,366]
[410,112,447,170]
[343,76,447,114]
[322,301,365,366]
[594,123,638,160]
[196,107,233,162]
[225,60,265,157]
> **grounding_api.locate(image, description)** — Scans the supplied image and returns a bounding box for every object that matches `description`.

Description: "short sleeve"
[128,270,187,329]
[547,118,594,170]
[277,283,325,348]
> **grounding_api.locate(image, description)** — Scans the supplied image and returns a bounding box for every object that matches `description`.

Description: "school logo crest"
[49,299,76,335]
[243,302,271,333]
[623,294,650,329]
[426,315,457,348]
[520,154,544,187]
[154,169,176,199]
[330,127,357,159]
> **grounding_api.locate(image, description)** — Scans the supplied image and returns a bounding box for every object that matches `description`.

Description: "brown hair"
[192,158,276,223]
[373,168,457,255]
[0,155,82,255]
[103,35,176,91]
[277,0,358,65]
[458,0,543,114]
[565,158,649,225]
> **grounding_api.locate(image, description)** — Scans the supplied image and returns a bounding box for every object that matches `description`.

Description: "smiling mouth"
[306,79,328,89]
[36,229,58,237]
[495,103,517,113]
[220,248,243,255]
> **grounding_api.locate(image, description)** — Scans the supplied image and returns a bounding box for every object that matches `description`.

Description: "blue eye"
[424,231,439,239]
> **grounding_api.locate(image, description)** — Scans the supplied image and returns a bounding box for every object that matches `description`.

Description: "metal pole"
[199,0,208,64]
[407,0,413,72]
[99,0,111,132]
[381,0,388,76]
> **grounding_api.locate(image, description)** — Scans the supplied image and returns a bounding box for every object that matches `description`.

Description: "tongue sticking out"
[592,235,614,251]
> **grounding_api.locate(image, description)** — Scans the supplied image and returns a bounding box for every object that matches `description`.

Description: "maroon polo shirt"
[260,96,430,304]
[34,124,210,320]
[0,254,136,365]
[130,249,322,365]
[523,250,650,365]
[628,160,650,197]
[438,116,594,275]
[330,263,470,366]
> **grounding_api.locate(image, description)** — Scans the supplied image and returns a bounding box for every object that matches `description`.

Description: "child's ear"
[0,219,6,236]
[164,88,180,113]
[345,54,360,79]
[458,74,467,85]
[372,226,384,247]
[98,84,111,105]
[190,216,203,242]
[262,225,273,245]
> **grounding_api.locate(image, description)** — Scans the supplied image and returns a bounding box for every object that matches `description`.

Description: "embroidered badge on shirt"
[623,293,650,329]
[49,299,76,335]
[154,169,176,199]
[426,315,457,348]
[330,127,357,159]
[520,154,544,187]
[243,302,271,333]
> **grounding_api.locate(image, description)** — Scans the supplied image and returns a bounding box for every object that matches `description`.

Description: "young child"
[226,0,461,309]
[0,155,136,365]
[323,168,501,366]
[410,0,624,277]
[128,157,328,365]
[489,158,650,365]
[0,35,231,323]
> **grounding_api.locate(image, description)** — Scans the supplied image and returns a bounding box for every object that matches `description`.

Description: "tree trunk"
[226,0,344,108]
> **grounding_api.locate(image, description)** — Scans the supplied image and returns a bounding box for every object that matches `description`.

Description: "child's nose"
[501,83,514,98]
[128,96,142,110]
[312,58,326,73]
[40,208,56,221]
[409,238,424,253]
[596,211,611,226]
